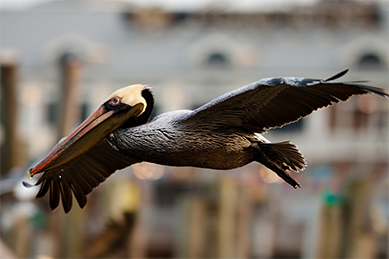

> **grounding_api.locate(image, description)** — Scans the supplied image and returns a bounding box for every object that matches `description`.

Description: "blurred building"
[0,0,388,258]
[1,0,388,161]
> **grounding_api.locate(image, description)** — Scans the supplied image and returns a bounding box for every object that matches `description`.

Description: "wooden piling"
[0,60,21,175]
[315,191,343,258]
[0,238,16,259]
[57,53,82,138]
[175,197,208,258]
[313,165,377,259]
[8,215,32,258]
[218,177,239,258]
[56,53,84,258]
[59,205,85,258]
[127,180,149,259]
[236,182,252,258]
[343,176,375,259]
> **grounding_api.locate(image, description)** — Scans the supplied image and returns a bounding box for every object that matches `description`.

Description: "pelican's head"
[105,84,147,115]
[28,84,150,177]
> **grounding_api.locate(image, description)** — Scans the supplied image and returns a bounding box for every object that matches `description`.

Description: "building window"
[328,95,387,132]
[206,52,230,68]
[357,53,385,70]
[46,103,58,125]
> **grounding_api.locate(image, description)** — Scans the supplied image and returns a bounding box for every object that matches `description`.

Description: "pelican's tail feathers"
[253,141,306,188]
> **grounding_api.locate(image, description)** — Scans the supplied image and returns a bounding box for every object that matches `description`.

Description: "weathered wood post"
[314,190,343,258]
[218,177,239,258]
[0,239,16,259]
[342,174,375,259]
[236,181,252,258]
[177,196,207,258]
[1,55,33,258]
[56,53,84,258]
[57,53,82,139]
[0,59,21,175]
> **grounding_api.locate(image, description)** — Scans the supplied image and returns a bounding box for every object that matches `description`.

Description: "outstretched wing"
[24,139,139,213]
[178,70,388,133]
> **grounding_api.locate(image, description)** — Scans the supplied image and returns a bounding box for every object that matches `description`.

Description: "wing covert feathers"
[180,70,388,133]
[31,139,138,213]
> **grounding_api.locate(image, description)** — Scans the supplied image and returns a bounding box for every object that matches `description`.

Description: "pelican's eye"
[109,97,121,106]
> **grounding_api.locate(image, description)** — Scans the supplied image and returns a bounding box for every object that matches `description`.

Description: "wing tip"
[30,174,82,213]
[22,181,35,188]
[323,69,388,97]
[49,181,60,211]
[324,69,349,82]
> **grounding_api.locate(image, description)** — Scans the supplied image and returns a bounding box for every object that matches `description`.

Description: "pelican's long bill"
[28,84,147,178]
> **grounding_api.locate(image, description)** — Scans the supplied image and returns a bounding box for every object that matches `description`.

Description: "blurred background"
[0,0,388,258]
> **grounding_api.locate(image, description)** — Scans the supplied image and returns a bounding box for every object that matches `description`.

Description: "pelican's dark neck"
[121,88,154,128]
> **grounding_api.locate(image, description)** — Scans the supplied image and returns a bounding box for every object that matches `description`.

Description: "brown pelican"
[24,69,388,213]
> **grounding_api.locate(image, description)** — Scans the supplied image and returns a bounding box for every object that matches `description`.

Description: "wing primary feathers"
[69,182,87,209]
[59,181,73,213]
[324,69,348,82]
[50,180,60,211]
[29,139,137,212]
[349,83,389,97]
[77,169,100,188]
[36,179,50,198]
[68,171,93,195]
[22,181,35,188]
[62,173,88,209]
[83,156,111,180]
[182,70,388,133]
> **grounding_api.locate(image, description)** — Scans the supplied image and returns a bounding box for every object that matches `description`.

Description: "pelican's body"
[108,110,258,169]
[25,70,388,213]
